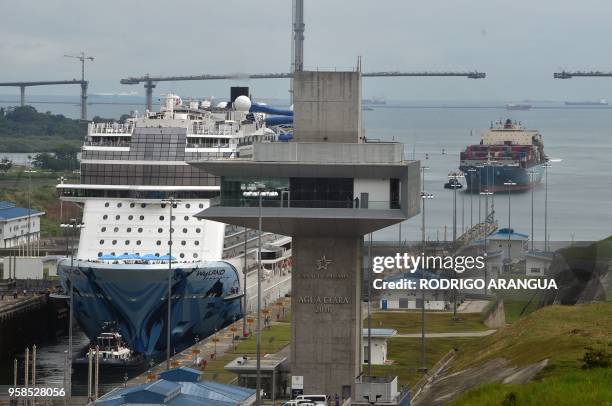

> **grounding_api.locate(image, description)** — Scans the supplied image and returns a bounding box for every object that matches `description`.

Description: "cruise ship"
[459,119,547,193]
[57,90,293,358]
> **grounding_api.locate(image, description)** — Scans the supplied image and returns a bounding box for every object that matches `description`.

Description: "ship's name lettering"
[196,269,226,277]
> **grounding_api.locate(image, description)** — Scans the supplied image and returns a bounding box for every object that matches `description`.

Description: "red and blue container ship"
[459,119,546,193]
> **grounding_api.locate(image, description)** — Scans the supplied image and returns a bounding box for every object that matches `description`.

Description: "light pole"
[243,185,278,405]
[57,176,67,222]
[543,159,561,251]
[504,181,517,263]
[161,197,182,370]
[60,218,84,399]
[448,173,464,244]
[479,191,493,244]
[420,166,430,249]
[467,168,477,232]
[24,164,37,257]
[527,171,538,251]
[420,191,433,374]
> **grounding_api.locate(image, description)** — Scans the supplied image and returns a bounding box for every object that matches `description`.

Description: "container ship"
[564,99,608,106]
[459,119,546,193]
[56,89,294,359]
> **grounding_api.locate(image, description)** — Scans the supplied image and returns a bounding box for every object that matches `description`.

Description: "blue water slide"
[250,103,293,116]
[265,116,294,126]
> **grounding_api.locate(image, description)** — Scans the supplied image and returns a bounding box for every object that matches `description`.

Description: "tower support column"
[291,236,363,397]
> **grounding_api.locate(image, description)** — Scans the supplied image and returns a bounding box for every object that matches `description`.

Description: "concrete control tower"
[192,70,420,398]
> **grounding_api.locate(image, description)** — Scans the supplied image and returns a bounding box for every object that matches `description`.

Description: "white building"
[525,250,554,276]
[0,201,44,249]
[478,228,529,266]
[379,271,452,311]
[1,255,59,280]
[362,328,397,365]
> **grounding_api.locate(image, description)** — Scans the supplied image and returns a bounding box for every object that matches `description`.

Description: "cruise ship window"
[104,202,109,207]
[115,215,120,220]
[196,228,201,233]
[111,252,116,256]
[180,253,185,258]
[139,215,144,220]
[117,203,122,208]
[161,204,166,209]
[112,240,117,245]
[127,228,132,233]
[193,253,198,258]
[194,241,200,246]
[128,215,134,220]
[99,240,104,245]
[182,228,188,233]
[185,204,191,209]
[181,241,186,246]
[114,227,119,232]
[101,227,106,232]
[159,216,165,221]
[125,240,130,245]
[171,216,175,221]
[98,252,102,257]
[199,204,204,209]
[136,240,141,245]
[103,215,108,220]
[158,228,163,233]
[184,216,189,221]
[138,228,143,233]
[141,204,146,208]
[156,241,161,245]
[130,203,135,208]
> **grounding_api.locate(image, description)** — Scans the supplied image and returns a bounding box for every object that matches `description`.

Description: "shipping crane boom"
[121,71,486,110]
[554,70,612,79]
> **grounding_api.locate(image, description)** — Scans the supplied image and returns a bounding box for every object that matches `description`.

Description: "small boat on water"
[444,177,463,189]
[74,325,145,369]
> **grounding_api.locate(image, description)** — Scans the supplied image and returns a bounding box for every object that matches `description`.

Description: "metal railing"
[215,198,401,210]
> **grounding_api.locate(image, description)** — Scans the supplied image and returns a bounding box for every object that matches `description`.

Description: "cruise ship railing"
[88,122,134,134]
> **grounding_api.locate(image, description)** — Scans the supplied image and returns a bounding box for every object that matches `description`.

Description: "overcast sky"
[2,0,612,101]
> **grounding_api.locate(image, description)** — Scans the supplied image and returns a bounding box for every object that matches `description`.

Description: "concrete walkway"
[121,297,292,388]
[395,330,496,338]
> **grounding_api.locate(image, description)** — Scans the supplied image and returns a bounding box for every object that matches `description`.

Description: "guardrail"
[215,199,401,210]
[410,349,457,403]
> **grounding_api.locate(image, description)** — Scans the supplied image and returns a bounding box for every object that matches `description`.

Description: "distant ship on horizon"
[506,103,532,111]
[564,99,608,106]
[363,96,386,105]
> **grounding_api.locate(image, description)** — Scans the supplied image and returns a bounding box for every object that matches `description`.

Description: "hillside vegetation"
[0,106,86,152]
[453,303,612,404]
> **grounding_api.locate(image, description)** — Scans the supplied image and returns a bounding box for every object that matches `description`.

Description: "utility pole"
[64,51,94,120]
[162,197,181,370]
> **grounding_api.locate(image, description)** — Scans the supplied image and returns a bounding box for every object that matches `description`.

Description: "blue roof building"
[0,200,45,249]
[95,367,256,405]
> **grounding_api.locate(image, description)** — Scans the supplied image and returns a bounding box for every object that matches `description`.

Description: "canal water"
[0,327,147,396]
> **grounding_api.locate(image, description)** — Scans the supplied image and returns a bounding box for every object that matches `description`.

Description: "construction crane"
[554,70,612,79]
[64,51,95,120]
[0,79,86,108]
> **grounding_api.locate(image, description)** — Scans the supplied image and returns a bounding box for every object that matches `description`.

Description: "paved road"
[396,330,496,338]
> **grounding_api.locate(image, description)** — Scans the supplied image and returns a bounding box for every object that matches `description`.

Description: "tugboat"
[74,323,145,369]
[444,177,463,189]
